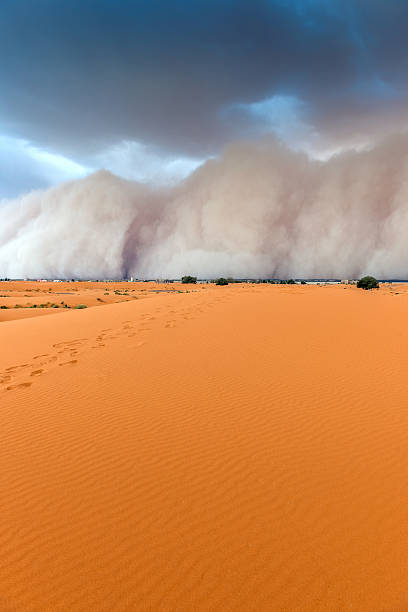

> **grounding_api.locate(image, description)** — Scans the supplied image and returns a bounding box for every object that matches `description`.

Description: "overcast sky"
[2,0,408,198]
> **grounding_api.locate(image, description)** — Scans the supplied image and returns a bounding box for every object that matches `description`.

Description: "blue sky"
[1,0,408,198]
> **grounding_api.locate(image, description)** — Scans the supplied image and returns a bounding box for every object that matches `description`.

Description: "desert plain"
[1,280,408,610]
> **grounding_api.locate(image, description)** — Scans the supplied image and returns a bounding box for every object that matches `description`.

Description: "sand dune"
[0,281,194,322]
[2,283,408,610]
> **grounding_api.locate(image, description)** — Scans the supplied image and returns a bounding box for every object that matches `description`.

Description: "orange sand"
[0,281,193,321]
[2,282,408,610]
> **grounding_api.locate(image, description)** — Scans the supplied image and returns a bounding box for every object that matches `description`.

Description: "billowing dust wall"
[1,137,408,279]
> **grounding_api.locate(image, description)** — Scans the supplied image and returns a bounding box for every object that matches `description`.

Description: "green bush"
[181,276,197,284]
[287,279,296,284]
[357,276,379,290]
[215,278,229,285]
[75,304,88,309]
[0,305,8,309]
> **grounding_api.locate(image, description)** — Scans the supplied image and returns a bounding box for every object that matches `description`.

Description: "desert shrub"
[0,305,8,309]
[287,279,296,284]
[181,276,197,284]
[215,278,229,285]
[300,280,306,284]
[75,304,87,309]
[357,276,379,290]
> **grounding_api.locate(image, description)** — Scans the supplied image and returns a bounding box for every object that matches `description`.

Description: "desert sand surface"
[2,282,408,610]
[0,281,191,322]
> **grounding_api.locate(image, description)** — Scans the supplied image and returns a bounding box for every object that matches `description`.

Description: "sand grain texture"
[1,283,408,610]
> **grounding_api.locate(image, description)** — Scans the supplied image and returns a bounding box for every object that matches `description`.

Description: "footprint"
[59,360,78,367]
[53,338,87,348]
[30,369,44,376]
[33,354,49,360]
[5,382,32,391]
[5,364,29,372]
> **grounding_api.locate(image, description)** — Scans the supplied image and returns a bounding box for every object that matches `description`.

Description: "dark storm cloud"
[1,0,408,161]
